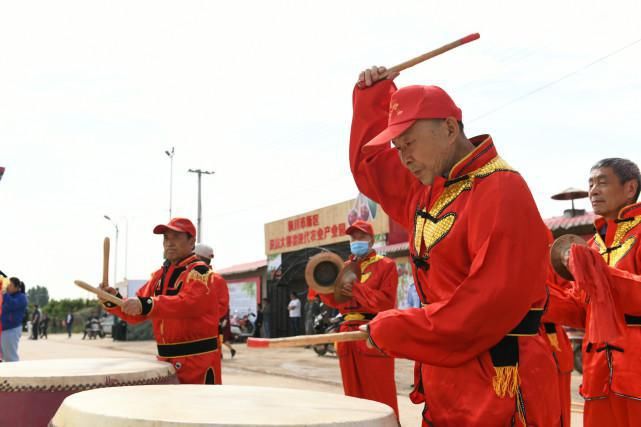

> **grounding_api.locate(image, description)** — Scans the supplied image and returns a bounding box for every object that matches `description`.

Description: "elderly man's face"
[589,167,637,219]
[393,119,458,185]
[163,230,195,263]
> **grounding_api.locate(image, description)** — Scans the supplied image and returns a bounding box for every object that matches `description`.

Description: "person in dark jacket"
[1,277,28,361]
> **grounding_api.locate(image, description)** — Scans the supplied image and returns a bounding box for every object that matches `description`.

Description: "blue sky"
[1,0,640,298]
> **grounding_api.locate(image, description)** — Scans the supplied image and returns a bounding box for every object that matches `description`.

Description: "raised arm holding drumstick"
[347,36,561,426]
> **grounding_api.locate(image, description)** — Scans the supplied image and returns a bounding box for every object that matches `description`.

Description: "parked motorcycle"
[82,317,105,340]
[230,311,256,342]
[312,310,342,357]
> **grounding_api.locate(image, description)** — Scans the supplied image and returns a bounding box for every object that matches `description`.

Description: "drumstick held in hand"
[74,280,123,307]
[382,33,480,78]
[102,237,110,287]
[247,331,367,349]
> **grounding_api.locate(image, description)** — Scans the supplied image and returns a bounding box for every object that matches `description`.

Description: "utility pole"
[187,168,215,242]
[165,147,175,219]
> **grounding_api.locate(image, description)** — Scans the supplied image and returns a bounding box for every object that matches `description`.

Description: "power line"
[469,36,641,123]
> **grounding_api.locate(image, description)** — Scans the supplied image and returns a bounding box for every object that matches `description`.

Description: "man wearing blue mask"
[317,219,399,418]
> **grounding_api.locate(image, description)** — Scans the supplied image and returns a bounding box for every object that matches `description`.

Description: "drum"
[0,358,177,427]
[50,385,397,427]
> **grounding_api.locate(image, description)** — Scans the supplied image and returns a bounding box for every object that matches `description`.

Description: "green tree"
[27,285,50,307]
[42,298,102,333]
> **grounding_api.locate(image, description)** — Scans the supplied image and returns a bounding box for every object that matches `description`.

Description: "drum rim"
[51,385,397,426]
[0,358,176,392]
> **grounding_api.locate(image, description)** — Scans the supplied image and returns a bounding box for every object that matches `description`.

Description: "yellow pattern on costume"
[188,270,212,294]
[413,157,514,255]
[594,216,641,267]
[356,255,383,284]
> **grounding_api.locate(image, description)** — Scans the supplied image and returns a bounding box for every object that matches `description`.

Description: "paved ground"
[17,333,583,426]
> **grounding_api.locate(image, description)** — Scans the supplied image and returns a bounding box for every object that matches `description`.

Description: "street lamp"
[104,215,119,284]
[187,168,215,243]
[165,147,175,219]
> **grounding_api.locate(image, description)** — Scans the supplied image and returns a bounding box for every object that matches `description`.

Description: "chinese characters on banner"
[264,198,390,256]
[268,213,347,252]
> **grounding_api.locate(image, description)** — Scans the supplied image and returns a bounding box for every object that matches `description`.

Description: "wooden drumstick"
[74,280,123,307]
[102,237,110,287]
[381,33,480,78]
[247,331,367,349]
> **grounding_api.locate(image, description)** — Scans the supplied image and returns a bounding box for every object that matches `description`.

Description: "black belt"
[506,309,544,336]
[491,309,543,367]
[625,314,641,326]
[543,322,557,334]
[157,337,218,358]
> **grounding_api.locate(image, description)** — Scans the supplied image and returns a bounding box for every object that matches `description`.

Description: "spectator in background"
[40,313,49,339]
[0,274,4,361]
[262,298,271,338]
[31,304,41,340]
[405,282,421,308]
[287,292,302,336]
[253,303,263,338]
[65,311,74,338]
[1,277,28,362]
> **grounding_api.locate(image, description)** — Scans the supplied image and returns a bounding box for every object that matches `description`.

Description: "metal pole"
[124,218,128,280]
[114,224,119,283]
[165,147,175,219]
[187,168,214,243]
[169,152,174,218]
[197,172,202,242]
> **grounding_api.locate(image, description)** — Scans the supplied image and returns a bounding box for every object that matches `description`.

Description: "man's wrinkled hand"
[340,281,354,297]
[359,324,374,349]
[357,65,400,88]
[122,298,143,316]
[98,282,117,303]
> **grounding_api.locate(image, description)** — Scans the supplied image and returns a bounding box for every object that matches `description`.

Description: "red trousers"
[159,351,221,385]
[584,393,641,427]
[337,322,398,418]
[559,371,571,427]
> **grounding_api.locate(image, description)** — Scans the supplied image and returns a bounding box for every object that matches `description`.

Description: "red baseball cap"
[153,217,197,237]
[346,220,374,237]
[363,85,462,151]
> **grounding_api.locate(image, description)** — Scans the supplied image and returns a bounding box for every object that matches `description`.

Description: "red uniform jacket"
[104,254,219,358]
[319,251,399,417]
[320,251,397,315]
[214,273,229,320]
[350,80,560,426]
[549,203,641,400]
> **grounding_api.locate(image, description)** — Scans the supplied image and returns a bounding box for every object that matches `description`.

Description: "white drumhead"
[0,358,175,391]
[51,385,397,427]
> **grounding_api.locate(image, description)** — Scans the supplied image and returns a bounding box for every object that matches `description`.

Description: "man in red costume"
[547,158,641,427]
[101,218,221,384]
[318,219,398,417]
[350,66,560,426]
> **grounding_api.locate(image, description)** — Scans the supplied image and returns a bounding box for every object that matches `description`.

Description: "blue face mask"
[350,241,370,257]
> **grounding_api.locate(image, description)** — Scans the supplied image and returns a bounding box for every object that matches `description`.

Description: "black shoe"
[231,349,236,358]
